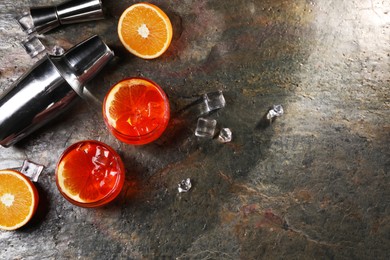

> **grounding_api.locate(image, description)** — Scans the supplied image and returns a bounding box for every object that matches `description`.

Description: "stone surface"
[0,0,389,259]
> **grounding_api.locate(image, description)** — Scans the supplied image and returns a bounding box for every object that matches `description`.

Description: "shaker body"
[0,35,114,147]
[0,57,78,147]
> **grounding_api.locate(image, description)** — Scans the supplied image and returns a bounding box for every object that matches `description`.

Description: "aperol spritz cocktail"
[102,77,170,145]
[55,140,125,207]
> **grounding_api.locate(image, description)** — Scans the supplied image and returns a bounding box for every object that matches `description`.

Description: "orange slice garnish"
[118,3,173,59]
[0,169,39,230]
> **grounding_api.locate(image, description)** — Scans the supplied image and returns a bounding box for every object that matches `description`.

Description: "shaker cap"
[29,0,104,34]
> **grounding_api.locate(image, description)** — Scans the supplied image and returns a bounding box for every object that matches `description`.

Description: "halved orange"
[118,3,173,59]
[0,169,39,230]
[103,77,170,145]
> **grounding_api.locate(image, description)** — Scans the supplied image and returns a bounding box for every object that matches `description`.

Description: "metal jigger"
[0,35,114,147]
[17,0,104,35]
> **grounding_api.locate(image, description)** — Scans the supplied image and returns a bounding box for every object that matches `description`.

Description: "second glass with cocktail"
[102,77,170,145]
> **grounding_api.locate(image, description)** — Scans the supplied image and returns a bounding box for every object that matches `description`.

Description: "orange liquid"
[103,77,170,145]
[56,140,125,207]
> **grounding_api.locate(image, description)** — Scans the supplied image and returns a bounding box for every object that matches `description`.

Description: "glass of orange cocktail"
[55,140,125,208]
[102,77,170,145]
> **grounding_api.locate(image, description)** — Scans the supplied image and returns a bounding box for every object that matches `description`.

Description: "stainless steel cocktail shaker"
[0,35,114,147]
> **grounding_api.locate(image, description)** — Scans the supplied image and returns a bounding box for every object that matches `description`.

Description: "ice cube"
[20,160,44,182]
[195,118,217,138]
[266,105,284,120]
[51,45,65,56]
[199,91,226,115]
[21,36,45,58]
[218,128,232,143]
[178,178,192,193]
[93,146,111,167]
[17,12,34,34]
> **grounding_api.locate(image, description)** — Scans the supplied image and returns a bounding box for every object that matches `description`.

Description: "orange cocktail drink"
[55,140,125,207]
[103,77,170,145]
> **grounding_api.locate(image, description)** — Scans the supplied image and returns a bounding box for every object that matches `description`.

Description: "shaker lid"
[30,0,104,34]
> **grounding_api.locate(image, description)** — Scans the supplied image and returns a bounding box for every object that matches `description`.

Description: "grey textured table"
[1,0,389,259]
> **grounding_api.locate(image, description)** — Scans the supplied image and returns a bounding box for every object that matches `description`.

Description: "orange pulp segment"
[103,78,170,145]
[118,3,173,59]
[56,141,125,207]
[0,169,39,230]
